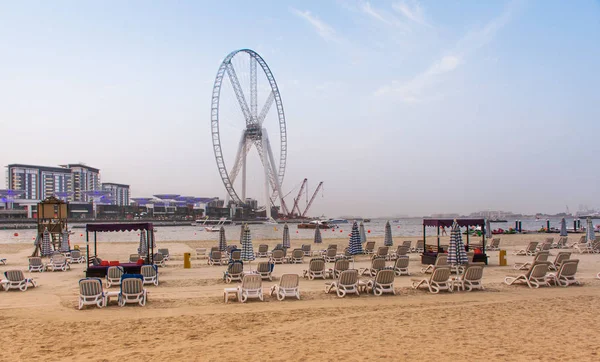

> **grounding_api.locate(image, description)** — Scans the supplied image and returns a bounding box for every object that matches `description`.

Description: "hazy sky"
[1,0,599,217]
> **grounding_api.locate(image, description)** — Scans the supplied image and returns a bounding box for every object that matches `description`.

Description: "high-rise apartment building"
[64,164,101,202]
[6,164,72,200]
[102,182,130,206]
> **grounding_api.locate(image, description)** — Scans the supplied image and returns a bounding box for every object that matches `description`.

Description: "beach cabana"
[85,222,155,277]
[422,218,487,265]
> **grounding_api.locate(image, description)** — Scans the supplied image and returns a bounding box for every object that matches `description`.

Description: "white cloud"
[392,0,432,28]
[361,2,393,26]
[291,8,339,42]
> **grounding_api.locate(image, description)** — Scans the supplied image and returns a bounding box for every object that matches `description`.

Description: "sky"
[1,0,599,217]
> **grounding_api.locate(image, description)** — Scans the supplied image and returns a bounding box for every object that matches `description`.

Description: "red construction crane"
[291,178,307,216]
[301,181,323,218]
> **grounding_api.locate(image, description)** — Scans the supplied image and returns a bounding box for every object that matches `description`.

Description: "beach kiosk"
[85,222,155,277]
[32,196,69,257]
[422,218,488,265]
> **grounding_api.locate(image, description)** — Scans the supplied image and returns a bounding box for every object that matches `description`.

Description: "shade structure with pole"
[485,219,492,239]
[348,222,364,255]
[314,225,322,244]
[60,231,70,253]
[218,226,227,252]
[587,217,595,243]
[41,228,53,257]
[560,218,568,237]
[447,221,468,266]
[282,223,291,249]
[359,221,367,244]
[241,224,255,263]
[384,221,393,247]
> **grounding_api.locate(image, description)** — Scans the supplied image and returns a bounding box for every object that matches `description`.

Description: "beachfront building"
[63,163,100,202]
[6,164,72,200]
[102,182,130,206]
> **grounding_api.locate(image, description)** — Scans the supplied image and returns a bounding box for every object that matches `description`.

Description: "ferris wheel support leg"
[262,135,272,221]
[263,128,288,216]
[242,141,247,202]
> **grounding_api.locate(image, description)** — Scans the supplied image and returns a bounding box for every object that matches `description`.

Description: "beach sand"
[1,234,600,361]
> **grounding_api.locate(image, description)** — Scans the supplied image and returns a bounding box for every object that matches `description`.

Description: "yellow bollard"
[499,249,507,266]
[184,252,191,269]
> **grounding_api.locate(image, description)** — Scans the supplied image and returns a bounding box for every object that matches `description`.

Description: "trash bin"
[499,250,507,266]
[184,252,191,269]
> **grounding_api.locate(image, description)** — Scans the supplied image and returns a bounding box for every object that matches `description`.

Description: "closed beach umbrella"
[560,218,568,237]
[60,231,70,253]
[241,224,255,262]
[587,217,595,243]
[313,225,322,244]
[41,228,53,257]
[448,221,468,265]
[384,221,393,247]
[282,223,291,249]
[485,219,492,239]
[359,221,367,244]
[348,222,364,255]
[218,226,227,252]
[239,224,244,244]
[138,231,147,256]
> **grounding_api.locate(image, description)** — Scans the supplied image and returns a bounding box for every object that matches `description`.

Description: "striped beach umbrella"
[241,224,255,262]
[448,221,468,265]
[239,224,244,245]
[348,221,364,255]
[384,221,393,247]
[485,219,492,239]
[586,217,595,243]
[138,231,148,256]
[560,218,568,237]
[218,226,227,252]
[60,231,70,253]
[314,225,322,244]
[359,221,367,244]
[41,228,53,257]
[282,223,291,249]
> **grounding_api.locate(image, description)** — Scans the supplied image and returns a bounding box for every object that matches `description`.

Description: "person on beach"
[440,226,447,236]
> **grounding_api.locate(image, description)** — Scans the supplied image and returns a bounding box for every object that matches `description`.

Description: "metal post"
[262,136,271,220]
[546,219,550,231]
[94,231,97,257]
[466,226,470,251]
[242,139,247,202]
[437,225,440,253]
[423,224,426,252]
[86,230,89,269]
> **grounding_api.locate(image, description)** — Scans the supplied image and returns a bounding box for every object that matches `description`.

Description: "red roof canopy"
[423,218,485,228]
[85,223,154,232]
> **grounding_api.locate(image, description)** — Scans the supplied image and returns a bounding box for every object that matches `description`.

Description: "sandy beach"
[1,234,600,361]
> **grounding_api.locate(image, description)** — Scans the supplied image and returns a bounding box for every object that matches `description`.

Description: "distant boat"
[363,219,371,223]
[297,220,331,229]
[327,219,348,224]
[205,218,229,232]
[489,219,507,223]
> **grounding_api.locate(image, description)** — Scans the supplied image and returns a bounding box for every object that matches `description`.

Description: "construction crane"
[291,178,307,216]
[301,181,323,218]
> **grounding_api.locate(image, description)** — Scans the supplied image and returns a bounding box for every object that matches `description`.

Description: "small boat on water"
[489,219,507,223]
[327,218,348,224]
[297,220,331,229]
[205,218,230,232]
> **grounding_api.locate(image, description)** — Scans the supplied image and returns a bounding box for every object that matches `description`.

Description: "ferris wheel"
[210,49,289,219]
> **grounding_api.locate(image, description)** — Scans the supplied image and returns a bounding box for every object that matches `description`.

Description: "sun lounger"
[0,257,5,265]
[538,242,552,252]
[546,259,579,287]
[69,250,85,264]
[326,259,350,279]
[237,274,263,303]
[118,275,147,307]
[270,274,300,301]
[324,248,338,263]
[47,254,70,272]
[359,257,387,277]
[552,237,568,249]
[224,261,244,283]
[301,244,312,257]
[549,251,571,271]
[270,249,286,264]
[325,269,360,298]
[411,267,452,294]
[78,278,105,309]
[573,242,594,254]
[504,261,551,288]
[421,254,448,274]
[153,253,166,267]
[256,261,273,281]
[253,244,267,258]
[130,254,141,263]
[402,240,412,251]
[230,250,242,262]
[487,238,501,251]
[392,256,410,276]
[106,266,124,287]
[513,242,538,256]
[196,248,207,259]
[157,248,170,261]
[289,249,305,264]
[208,250,225,265]
[453,264,484,291]
[140,265,159,286]
[375,246,389,259]
[413,240,424,253]
[364,241,376,255]
[513,251,549,270]
[327,244,338,251]
[2,270,37,291]
[391,245,409,260]
[365,269,396,296]
[28,257,45,273]
[302,258,326,280]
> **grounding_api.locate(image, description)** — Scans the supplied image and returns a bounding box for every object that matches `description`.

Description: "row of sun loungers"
[505,259,580,288]
[79,275,148,309]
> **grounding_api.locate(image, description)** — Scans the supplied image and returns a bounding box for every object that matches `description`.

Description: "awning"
[85,222,154,232]
[423,218,485,228]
